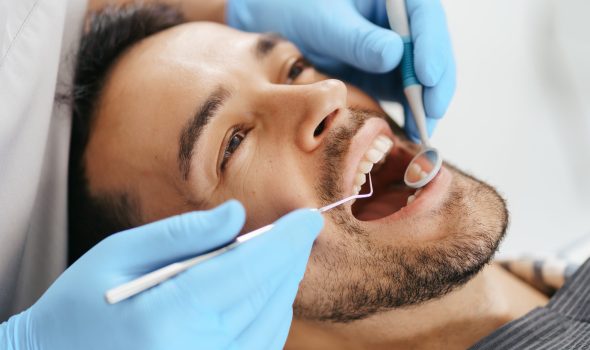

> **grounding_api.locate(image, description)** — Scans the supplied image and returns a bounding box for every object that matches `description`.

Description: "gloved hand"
[227,0,456,142]
[0,200,323,350]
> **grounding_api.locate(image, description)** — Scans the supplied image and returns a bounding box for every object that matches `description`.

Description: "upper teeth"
[407,163,429,182]
[352,135,394,195]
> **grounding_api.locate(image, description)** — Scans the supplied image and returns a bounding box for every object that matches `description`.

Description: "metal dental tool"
[386,0,443,189]
[105,174,373,304]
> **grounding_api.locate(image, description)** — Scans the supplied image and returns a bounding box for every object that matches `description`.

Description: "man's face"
[86,22,507,322]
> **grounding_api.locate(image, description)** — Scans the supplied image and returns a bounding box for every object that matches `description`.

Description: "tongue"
[354,188,413,221]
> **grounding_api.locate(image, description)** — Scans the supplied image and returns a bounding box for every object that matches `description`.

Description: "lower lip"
[357,166,453,225]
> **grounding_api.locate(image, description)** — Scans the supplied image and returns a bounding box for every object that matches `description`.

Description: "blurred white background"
[385,0,590,257]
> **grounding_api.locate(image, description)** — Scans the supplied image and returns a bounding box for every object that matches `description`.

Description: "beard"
[293,108,509,323]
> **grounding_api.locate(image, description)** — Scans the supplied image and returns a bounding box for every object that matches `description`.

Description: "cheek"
[226,153,320,232]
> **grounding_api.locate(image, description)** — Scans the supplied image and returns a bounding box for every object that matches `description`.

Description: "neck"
[286,263,549,350]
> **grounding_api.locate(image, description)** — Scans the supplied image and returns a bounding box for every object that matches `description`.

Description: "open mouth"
[350,136,426,221]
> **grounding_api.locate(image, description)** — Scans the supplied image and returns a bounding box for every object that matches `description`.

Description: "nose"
[263,79,348,152]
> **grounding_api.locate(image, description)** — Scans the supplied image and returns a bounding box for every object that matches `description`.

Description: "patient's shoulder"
[471,258,590,349]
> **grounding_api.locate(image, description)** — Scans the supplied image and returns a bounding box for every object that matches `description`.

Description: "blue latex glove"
[227,0,456,142]
[0,200,323,350]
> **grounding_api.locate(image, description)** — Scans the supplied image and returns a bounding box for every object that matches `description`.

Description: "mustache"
[316,108,374,206]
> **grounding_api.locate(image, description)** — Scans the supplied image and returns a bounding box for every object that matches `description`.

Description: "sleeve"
[0,0,88,321]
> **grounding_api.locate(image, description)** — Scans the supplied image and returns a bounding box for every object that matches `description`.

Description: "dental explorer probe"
[105,174,373,304]
[386,0,442,188]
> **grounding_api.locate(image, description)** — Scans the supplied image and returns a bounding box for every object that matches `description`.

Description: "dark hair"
[68,3,186,263]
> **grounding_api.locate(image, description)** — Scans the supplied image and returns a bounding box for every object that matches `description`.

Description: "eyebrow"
[254,33,286,60]
[178,86,231,180]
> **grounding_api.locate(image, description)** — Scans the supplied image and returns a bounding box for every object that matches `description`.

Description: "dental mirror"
[401,96,442,189]
[404,148,442,189]
[400,84,443,189]
[385,0,443,189]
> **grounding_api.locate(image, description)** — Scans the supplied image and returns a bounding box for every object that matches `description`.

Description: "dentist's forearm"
[88,0,227,23]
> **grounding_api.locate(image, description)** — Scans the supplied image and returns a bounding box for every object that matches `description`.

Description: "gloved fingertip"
[414,44,447,86]
[427,102,447,120]
[176,200,245,236]
[276,209,324,240]
[358,30,403,73]
[423,85,454,120]
[376,33,404,72]
[208,199,245,219]
[419,62,444,87]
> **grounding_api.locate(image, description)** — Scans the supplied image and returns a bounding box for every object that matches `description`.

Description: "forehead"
[95,21,265,150]
[115,22,259,88]
[97,21,285,144]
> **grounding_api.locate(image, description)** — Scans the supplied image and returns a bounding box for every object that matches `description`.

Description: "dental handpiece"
[386,0,430,146]
[104,174,373,304]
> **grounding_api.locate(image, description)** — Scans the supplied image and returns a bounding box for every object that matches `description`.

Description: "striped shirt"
[471,257,590,349]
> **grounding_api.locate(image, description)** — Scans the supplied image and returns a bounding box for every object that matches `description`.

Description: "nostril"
[314,118,327,137]
[314,109,338,138]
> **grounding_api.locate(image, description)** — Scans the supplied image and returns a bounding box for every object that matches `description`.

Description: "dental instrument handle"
[105,224,274,304]
[386,0,430,147]
[105,174,373,304]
